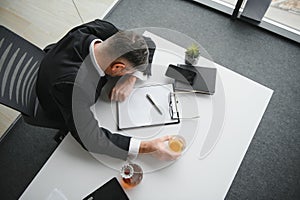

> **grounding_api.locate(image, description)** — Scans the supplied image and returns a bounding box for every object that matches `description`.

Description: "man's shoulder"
[93,19,118,29]
[69,19,119,37]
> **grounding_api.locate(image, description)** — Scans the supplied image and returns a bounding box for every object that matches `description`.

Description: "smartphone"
[165,64,196,85]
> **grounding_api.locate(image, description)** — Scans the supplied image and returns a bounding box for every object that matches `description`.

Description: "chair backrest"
[0,26,45,117]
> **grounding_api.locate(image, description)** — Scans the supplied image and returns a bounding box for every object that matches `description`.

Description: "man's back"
[36,19,118,119]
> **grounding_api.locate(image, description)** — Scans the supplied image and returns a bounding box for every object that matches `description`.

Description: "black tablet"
[83,177,129,200]
[173,64,217,95]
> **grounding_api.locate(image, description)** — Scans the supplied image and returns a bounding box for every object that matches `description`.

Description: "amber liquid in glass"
[120,163,143,189]
[168,135,186,152]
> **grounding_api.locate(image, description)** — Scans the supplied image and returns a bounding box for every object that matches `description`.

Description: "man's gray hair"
[107,30,149,72]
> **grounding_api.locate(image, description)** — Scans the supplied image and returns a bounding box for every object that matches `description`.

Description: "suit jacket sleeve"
[51,81,131,160]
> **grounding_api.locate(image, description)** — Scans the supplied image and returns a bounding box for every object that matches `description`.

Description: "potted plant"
[185,44,200,65]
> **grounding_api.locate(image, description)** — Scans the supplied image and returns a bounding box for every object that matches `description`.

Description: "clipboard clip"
[169,91,201,120]
[169,92,179,120]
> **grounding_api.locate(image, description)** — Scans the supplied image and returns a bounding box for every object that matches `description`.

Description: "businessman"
[36,19,180,161]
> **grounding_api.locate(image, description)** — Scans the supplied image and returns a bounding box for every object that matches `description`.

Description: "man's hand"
[110,75,137,101]
[139,135,181,161]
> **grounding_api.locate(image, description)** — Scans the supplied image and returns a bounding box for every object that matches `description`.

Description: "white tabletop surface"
[20,32,273,200]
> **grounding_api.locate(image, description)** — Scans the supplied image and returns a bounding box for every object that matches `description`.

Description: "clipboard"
[117,84,180,130]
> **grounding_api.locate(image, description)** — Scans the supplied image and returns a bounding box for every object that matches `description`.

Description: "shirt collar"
[89,39,105,77]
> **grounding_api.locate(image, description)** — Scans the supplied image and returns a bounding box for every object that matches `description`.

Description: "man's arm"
[110,36,156,102]
[51,81,180,161]
[51,82,131,160]
[109,75,137,102]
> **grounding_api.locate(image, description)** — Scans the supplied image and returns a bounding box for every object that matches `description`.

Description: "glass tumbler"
[168,135,186,152]
[120,163,143,189]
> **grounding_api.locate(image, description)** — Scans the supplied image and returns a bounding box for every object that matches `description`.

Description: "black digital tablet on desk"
[83,177,129,200]
[165,64,217,95]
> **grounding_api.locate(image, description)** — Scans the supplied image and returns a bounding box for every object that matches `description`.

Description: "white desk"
[20,32,273,200]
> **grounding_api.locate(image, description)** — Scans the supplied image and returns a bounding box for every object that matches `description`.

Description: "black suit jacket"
[36,19,155,160]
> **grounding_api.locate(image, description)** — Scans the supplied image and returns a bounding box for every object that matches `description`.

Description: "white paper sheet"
[117,84,179,129]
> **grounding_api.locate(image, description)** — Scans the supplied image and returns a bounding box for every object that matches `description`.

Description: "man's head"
[95,30,149,77]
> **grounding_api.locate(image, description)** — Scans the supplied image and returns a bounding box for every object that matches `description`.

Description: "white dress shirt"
[89,39,141,160]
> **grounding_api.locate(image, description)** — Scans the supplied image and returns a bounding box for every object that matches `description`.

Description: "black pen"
[146,94,163,115]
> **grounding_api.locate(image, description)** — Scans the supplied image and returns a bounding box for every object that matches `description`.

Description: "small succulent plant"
[185,44,200,65]
[185,44,200,58]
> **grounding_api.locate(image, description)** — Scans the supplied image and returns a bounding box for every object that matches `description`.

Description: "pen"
[146,94,163,115]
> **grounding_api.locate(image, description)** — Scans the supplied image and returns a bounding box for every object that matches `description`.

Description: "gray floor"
[0,0,299,199]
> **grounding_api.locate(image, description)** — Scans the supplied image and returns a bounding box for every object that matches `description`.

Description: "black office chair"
[0,25,67,141]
